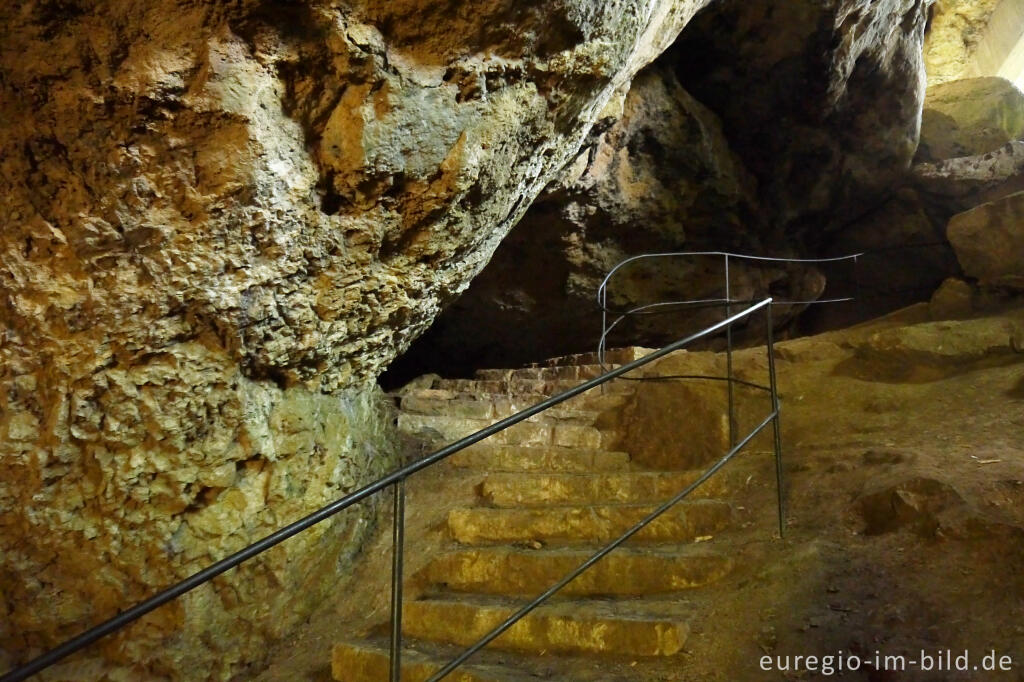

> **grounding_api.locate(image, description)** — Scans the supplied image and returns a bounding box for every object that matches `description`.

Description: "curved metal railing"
[597,250,863,364]
[596,251,861,446]
[3,299,783,682]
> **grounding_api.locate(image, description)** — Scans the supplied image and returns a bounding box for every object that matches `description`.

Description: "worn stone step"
[448,445,631,473]
[331,639,530,682]
[398,414,605,449]
[434,377,636,396]
[478,470,742,507]
[402,388,631,415]
[447,500,732,546]
[415,547,733,597]
[400,395,601,424]
[529,347,658,368]
[402,597,688,657]
[474,363,621,382]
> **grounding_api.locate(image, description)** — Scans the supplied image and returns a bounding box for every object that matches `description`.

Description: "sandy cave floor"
[250,303,1024,682]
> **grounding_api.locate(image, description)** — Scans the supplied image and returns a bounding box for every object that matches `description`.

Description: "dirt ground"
[251,302,1024,682]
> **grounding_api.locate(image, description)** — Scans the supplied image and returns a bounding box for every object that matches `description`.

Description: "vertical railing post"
[764,302,785,538]
[600,284,607,368]
[600,282,610,395]
[724,254,736,447]
[854,254,863,322]
[389,477,406,682]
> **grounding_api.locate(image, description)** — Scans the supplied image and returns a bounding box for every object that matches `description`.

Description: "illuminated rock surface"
[0,0,712,677]
[917,77,1024,162]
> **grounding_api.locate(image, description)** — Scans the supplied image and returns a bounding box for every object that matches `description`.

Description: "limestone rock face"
[947,190,1024,289]
[914,140,1024,213]
[0,0,712,677]
[917,77,1024,162]
[672,0,934,233]
[546,65,762,251]
[384,64,828,375]
[810,189,960,331]
[923,0,1002,84]
[387,0,937,374]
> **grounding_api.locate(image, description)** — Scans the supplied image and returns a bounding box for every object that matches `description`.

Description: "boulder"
[670,0,933,233]
[929,277,976,319]
[858,477,965,537]
[914,140,1024,213]
[947,190,1024,288]
[917,77,1024,162]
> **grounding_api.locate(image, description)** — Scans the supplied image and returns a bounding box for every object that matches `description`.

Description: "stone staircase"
[332,350,745,681]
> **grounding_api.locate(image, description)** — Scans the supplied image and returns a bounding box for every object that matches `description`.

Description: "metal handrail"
[427,296,785,679]
[596,250,861,446]
[597,251,862,356]
[1,298,778,682]
[596,250,862,311]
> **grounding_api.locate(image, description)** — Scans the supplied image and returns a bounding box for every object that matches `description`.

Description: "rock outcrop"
[914,140,1024,213]
[388,0,937,375]
[384,63,780,375]
[923,0,1002,84]
[917,77,1024,162]
[947,190,1024,289]
[0,0,714,677]
[672,0,934,235]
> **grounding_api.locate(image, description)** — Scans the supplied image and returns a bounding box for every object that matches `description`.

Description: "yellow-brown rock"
[917,77,1024,162]
[0,0,717,678]
[947,190,1024,289]
[924,0,1002,84]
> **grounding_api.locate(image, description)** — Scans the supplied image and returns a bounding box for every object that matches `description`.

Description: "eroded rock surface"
[947,190,1024,289]
[383,64,831,375]
[672,0,933,234]
[0,0,712,677]
[914,140,1024,213]
[923,0,1002,84]
[386,0,938,374]
[917,77,1024,162]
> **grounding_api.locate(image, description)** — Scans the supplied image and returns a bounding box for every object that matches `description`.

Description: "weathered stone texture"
[923,0,1002,84]
[672,0,934,234]
[947,190,1024,289]
[917,77,1024,162]
[0,0,713,677]
[387,0,937,374]
[384,63,784,373]
[914,140,1024,213]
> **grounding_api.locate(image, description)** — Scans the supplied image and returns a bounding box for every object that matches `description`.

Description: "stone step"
[434,377,637,396]
[398,414,605,449]
[528,347,657,368]
[478,471,738,507]
[415,547,733,597]
[474,363,620,382]
[402,597,689,657]
[401,388,631,415]
[331,639,531,682]
[448,445,631,473]
[447,500,732,546]
[400,395,600,424]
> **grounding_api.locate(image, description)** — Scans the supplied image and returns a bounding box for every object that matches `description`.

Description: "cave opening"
[381,0,976,390]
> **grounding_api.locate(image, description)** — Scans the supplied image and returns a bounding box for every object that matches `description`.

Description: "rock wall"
[673,0,934,237]
[924,0,1002,83]
[385,63,784,375]
[917,76,1024,161]
[0,0,712,677]
[388,0,937,375]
